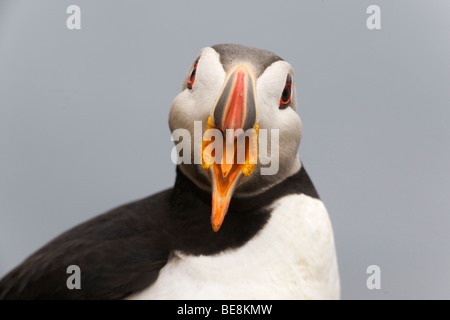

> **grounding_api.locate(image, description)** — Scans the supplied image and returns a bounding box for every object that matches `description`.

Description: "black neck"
[173,165,319,212]
[166,165,320,255]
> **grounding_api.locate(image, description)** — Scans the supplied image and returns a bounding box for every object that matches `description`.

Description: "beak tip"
[212,223,221,232]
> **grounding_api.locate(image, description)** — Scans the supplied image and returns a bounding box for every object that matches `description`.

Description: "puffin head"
[169,44,302,232]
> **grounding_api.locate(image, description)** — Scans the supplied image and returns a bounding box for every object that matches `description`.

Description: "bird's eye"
[187,63,198,89]
[279,75,292,109]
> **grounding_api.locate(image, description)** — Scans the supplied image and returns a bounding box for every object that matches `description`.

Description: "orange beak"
[202,64,258,232]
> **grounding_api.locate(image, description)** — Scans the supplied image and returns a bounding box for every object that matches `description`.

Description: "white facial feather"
[255,61,302,185]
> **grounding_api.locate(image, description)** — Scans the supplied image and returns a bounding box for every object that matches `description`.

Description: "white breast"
[127,194,340,300]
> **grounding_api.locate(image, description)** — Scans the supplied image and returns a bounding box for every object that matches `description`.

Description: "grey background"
[0,0,449,299]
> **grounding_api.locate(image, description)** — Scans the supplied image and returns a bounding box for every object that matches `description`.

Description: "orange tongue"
[220,162,233,178]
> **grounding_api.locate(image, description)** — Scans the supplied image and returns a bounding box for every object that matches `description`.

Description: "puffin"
[0,44,340,300]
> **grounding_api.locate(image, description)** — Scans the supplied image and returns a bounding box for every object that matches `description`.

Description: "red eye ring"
[279,78,292,109]
[187,63,198,89]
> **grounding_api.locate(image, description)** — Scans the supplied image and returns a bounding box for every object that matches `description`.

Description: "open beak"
[202,64,259,232]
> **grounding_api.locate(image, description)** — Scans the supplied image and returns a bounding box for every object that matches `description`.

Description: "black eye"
[279,75,292,109]
[187,63,198,89]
